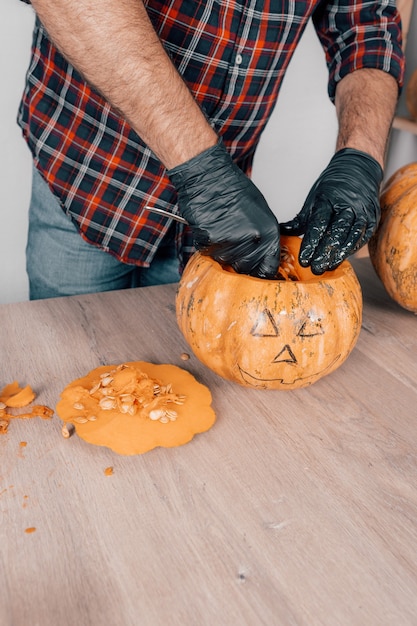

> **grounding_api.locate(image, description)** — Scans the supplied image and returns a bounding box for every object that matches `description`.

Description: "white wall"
[0,0,34,304]
[0,1,415,305]
[252,25,338,218]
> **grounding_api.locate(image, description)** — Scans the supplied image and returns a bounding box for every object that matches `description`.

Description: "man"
[18,0,404,298]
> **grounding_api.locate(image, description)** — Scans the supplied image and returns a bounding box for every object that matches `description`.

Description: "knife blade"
[144,206,188,224]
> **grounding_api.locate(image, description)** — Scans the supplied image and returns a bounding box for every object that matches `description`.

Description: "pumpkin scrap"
[0,382,53,434]
[15,405,54,420]
[56,362,215,455]
[176,235,362,390]
[0,382,36,408]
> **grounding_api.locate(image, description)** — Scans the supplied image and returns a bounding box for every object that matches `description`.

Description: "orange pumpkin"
[368,162,417,314]
[176,236,362,390]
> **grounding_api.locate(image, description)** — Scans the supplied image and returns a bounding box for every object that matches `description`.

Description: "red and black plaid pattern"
[18,0,404,267]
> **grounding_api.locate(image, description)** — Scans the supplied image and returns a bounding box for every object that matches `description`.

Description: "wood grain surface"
[1,257,417,626]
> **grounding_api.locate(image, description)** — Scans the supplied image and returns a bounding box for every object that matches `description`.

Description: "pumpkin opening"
[222,236,347,284]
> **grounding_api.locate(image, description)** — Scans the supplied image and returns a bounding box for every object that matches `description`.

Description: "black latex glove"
[167,141,280,279]
[281,148,383,274]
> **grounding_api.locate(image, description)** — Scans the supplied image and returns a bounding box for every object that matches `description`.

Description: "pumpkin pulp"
[56,361,216,455]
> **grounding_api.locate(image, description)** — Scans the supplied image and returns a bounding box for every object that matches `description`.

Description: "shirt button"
[235,53,243,65]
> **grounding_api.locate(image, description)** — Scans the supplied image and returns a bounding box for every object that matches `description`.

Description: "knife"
[144,206,188,224]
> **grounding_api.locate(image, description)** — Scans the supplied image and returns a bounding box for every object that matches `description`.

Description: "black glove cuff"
[167,139,229,186]
[332,148,383,186]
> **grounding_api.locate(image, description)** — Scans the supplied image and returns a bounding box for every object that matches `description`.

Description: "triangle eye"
[297,316,325,337]
[250,308,280,337]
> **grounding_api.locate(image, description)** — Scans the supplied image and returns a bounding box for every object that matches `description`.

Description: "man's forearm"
[30,0,217,169]
[335,68,398,169]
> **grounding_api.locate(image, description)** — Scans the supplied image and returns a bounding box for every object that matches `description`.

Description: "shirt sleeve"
[312,0,405,102]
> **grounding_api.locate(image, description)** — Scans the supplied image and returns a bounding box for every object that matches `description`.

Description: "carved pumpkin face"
[176,236,362,390]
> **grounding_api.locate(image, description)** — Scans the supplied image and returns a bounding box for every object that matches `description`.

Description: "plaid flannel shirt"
[18,0,404,268]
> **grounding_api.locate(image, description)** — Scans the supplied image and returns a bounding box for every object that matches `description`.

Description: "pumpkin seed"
[99,397,117,410]
[0,419,9,433]
[149,409,165,421]
[75,363,186,425]
[61,423,75,438]
[119,393,135,402]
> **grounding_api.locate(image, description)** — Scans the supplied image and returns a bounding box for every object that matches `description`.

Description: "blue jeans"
[26,167,181,299]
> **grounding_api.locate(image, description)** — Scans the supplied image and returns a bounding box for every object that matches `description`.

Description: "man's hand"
[168,142,280,279]
[281,148,383,274]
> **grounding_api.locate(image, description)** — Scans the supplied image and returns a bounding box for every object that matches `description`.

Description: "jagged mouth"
[237,354,341,387]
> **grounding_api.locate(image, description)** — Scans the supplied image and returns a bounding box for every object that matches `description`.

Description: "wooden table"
[1,257,417,626]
